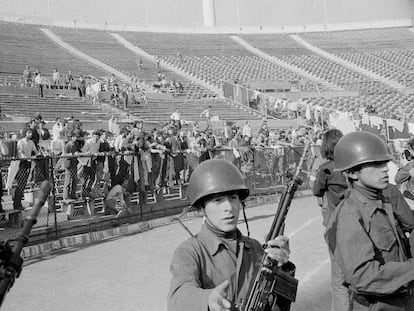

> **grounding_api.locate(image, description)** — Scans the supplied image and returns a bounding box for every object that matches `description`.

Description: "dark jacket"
[313,159,348,226]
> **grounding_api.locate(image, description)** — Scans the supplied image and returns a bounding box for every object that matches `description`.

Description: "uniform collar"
[350,188,386,219]
[198,224,253,256]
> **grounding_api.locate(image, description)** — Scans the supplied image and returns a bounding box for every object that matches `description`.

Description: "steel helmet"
[334,131,392,171]
[188,159,249,208]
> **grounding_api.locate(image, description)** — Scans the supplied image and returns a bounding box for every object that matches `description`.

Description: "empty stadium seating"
[50,28,216,98]
[124,97,255,123]
[1,21,414,123]
[0,22,108,86]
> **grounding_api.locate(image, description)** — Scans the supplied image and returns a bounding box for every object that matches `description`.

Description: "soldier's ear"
[345,170,359,182]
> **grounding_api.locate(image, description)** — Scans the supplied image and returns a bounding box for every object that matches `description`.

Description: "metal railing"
[0,145,313,245]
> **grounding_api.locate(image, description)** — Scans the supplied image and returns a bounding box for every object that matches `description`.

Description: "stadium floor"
[2,196,332,311]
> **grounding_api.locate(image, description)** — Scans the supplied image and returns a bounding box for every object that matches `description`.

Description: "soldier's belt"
[352,289,413,307]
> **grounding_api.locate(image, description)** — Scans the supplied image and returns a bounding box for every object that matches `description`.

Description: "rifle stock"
[240,142,310,311]
[0,181,52,308]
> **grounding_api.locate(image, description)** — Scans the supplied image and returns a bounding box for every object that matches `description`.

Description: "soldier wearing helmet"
[167,159,290,311]
[325,131,414,310]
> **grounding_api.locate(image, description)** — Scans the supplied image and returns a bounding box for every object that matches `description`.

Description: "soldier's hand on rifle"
[208,280,232,311]
[265,236,290,267]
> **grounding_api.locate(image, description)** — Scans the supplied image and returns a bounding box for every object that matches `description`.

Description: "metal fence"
[0,144,313,245]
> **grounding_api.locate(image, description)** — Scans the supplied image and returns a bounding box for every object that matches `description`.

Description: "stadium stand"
[50,28,216,98]
[1,22,413,123]
[119,32,249,56]
[296,29,414,89]
[299,28,414,53]
[125,97,255,122]
[50,28,152,79]
[120,32,323,92]
[0,93,108,121]
[0,22,108,86]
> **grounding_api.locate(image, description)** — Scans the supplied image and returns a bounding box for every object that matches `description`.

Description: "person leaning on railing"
[79,130,101,199]
[95,130,112,197]
[13,128,39,210]
[62,131,81,201]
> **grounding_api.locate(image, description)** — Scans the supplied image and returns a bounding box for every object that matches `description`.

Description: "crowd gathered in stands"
[0,65,408,221]
[0,108,329,214]
[0,102,413,224]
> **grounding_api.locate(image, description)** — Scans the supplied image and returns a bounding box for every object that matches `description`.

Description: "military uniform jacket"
[325,186,414,310]
[167,224,263,311]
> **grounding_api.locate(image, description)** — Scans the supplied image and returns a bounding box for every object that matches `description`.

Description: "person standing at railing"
[13,128,39,210]
[165,127,180,188]
[79,130,101,199]
[73,121,87,149]
[37,120,51,141]
[27,119,50,183]
[50,118,67,155]
[63,131,81,201]
[113,129,129,152]
[94,130,112,197]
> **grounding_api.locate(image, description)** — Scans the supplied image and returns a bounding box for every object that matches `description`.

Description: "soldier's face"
[351,161,389,190]
[203,192,241,232]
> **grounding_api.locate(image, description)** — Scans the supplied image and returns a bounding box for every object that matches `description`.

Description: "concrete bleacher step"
[0,93,110,121]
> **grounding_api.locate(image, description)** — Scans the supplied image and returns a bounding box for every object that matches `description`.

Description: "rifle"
[239,142,310,311]
[0,181,52,308]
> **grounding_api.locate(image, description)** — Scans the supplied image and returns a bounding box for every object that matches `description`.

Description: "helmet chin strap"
[241,201,250,237]
[203,212,219,231]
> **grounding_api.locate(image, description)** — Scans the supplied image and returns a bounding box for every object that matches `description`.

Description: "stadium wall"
[0,0,412,33]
